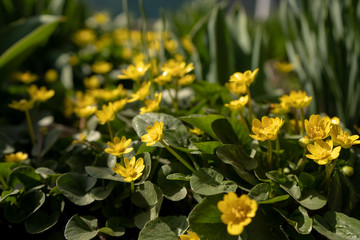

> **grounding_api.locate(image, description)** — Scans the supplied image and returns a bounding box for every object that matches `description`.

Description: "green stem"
[293,108,299,134]
[160,140,196,172]
[239,110,249,131]
[131,181,135,194]
[25,110,35,146]
[173,81,179,112]
[328,159,337,178]
[187,153,200,170]
[300,108,305,136]
[107,122,113,141]
[325,164,331,183]
[267,140,272,169]
[247,87,253,124]
[0,174,8,189]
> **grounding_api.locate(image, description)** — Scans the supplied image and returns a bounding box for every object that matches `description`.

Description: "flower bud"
[342,166,354,177]
[299,135,311,148]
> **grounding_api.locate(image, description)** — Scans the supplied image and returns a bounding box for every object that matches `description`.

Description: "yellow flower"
[128,82,151,103]
[153,72,172,86]
[45,69,58,82]
[72,29,96,47]
[161,59,194,78]
[225,95,249,111]
[72,133,87,144]
[306,140,341,165]
[330,125,360,149]
[113,98,128,112]
[275,61,294,73]
[330,117,340,125]
[165,39,178,53]
[74,91,96,108]
[178,74,196,86]
[83,75,101,89]
[8,99,34,111]
[112,156,145,182]
[181,35,195,54]
[250,116,284,141]
[229,68,259,87]
[225,81,248,96]
[270,102,290,115]
[217,192,257,235]
[179,231,200,240]
[13,71,38,84]
[189,127,204,136]
[4,152,28,162]
[279,90,312,109]
[105,136,133,156]
[95,102,115,125]
[73,105,97,118]
[141,121,164,146]
[91,61,113,74]
[118,62,151,81]
[299,135,312,148]
[139,93,162,114]
[304,114,331,140]
[94,12,110,25]
[27,85,55,102]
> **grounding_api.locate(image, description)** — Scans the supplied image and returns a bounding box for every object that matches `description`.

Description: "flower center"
[125,168,137,178]
[150,131,159,140]
[232,206,247,220]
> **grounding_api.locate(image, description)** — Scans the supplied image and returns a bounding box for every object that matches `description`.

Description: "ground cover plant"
[1,0,360,239]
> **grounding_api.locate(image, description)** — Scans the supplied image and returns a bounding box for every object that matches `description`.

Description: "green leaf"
[85,166,125,182]
[136,152,152,185]
[180,114,225,139]
[275,206,312,234]
[132,113,191,147]
[0,15,63,76]
[211,118,240,144]
[248,183,269,202]
[248,183,290,204]
[190,168,237,196]
[90,181,116,201]
[190,138,222,154]
[157,163,188,201]
[138,216,189,240]
[188,194,240,240]
[313,211,360,240]
[7,166,42,190]
[57,172,96,206]
[216,144,258,185]
[0,184,22,203]
[266,170,301,200]
[24,197,64,234]
[131,181,163,208]
[64,215,98,240]
[298,189,327,210]
[105,217,125,237]
[4,190,45,223]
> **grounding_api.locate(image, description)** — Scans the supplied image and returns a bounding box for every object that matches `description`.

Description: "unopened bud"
[342,166,354,177]
[299,135,311,148]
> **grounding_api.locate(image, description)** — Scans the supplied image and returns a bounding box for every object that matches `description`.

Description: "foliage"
[1,0,360,240]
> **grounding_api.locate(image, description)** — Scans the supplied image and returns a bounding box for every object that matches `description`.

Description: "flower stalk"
[107,122,113,141]
[267,140,272,169]
[25,109,35,146]
[247,87,253,124]
[160,139,195,173]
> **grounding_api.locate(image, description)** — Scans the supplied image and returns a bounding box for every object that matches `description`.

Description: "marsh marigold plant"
[112,156,145,182]
[250,116,284,141]
[305,114,331,140]
[105,136,133,156]
[217,192,257,235]
[306,139,341,165]
[141,121,164,146]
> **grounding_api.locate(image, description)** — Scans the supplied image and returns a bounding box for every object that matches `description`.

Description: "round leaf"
[64,214,98,240]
